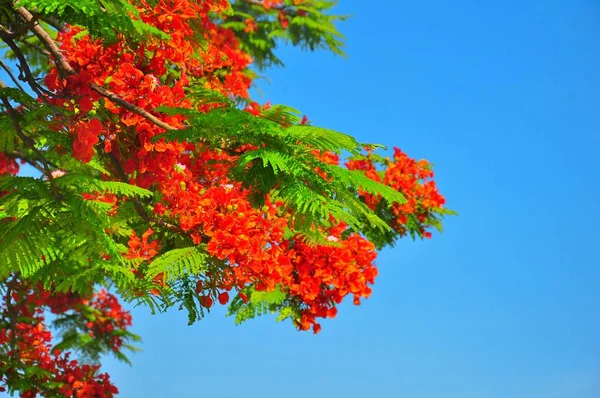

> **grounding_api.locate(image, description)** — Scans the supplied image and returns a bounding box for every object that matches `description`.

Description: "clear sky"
[7,0,600,397]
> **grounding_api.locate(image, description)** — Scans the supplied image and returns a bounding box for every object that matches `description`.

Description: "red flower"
[71,119,103,163]
[125,229,161,261]
[199,295,213,308]
[218,291,229,305]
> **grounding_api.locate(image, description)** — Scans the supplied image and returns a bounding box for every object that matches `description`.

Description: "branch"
[0,32,50,98]
[16,7,73,79]
[0,59,26,92]
[19,37,51,57]
[89,83,177,131]
[0,79,58,197]
[17,7,177,132]
[41,16,67,32]
[7,150,47,175]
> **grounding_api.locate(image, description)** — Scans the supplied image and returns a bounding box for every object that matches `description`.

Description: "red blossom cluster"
[0,281,131,396]
[0,153,19,175]
[33,0,450,334]
[285,222,378,332]
[85,289,134,352]
[0,1,454,395]
[347,148,446,238]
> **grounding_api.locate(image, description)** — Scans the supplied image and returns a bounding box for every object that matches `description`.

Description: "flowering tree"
[0,0,454,395]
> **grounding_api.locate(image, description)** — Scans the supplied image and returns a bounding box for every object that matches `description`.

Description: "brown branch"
[17,7,178,132]
[7,150,47,175]
[16,7,74,79]
[89,83,177,131]
[41,16,67,32]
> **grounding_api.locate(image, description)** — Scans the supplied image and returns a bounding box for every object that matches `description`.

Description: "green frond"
[15,0,170,43]
[323,165,407,205]
[227,285,290,325]
[260,105,302,125]
[284,125,363,154]
[146,246,208,283]
[54,174,153,198]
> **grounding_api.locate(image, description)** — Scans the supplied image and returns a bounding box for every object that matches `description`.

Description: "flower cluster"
[0,281,131,396]
[0,153,19,175]
[0,2,454,396]
[347,148,446,238]
[38,0,450,334]
[285,223,379,333]
[10,0,449,343]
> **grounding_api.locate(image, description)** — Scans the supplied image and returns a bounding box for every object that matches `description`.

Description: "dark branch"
[7,150,47,175]
[41,16,67,32]
[0,32,50,98]
[0,59,26,92]
[0,79,58,197]
[19,37,51,57]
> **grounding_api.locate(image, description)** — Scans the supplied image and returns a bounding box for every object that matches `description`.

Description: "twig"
[0,79,59,197]
[0,32,50,98]
[89,83,177,131]
[17,7,178,132]
[7,150,47,174]
[19,37,51,57]
[0,59,26,92]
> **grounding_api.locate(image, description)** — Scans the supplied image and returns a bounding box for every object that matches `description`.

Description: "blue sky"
[6,0,600,397]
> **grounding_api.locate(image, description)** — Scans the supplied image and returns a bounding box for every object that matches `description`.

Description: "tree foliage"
[0,0,454,395]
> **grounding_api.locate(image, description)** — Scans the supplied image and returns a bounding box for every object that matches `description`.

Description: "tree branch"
[16,7,73,79]
[7,150,47,175]
[18,37,51,57]
[17,6,178,132]
[0,32,50,98]
[0,59,26,92]
[41,16,67,32]
[89,83,177,131]
[0,79,58,197]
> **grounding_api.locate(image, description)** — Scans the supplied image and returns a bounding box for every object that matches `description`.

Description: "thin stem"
[0,79,59,197]
[7,151,47,174]
[0,59,26,92]
[0,32,49,98]
[19,37,51,57]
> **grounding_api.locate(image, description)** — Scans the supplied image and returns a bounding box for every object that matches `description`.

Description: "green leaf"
[146,247,208,283]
